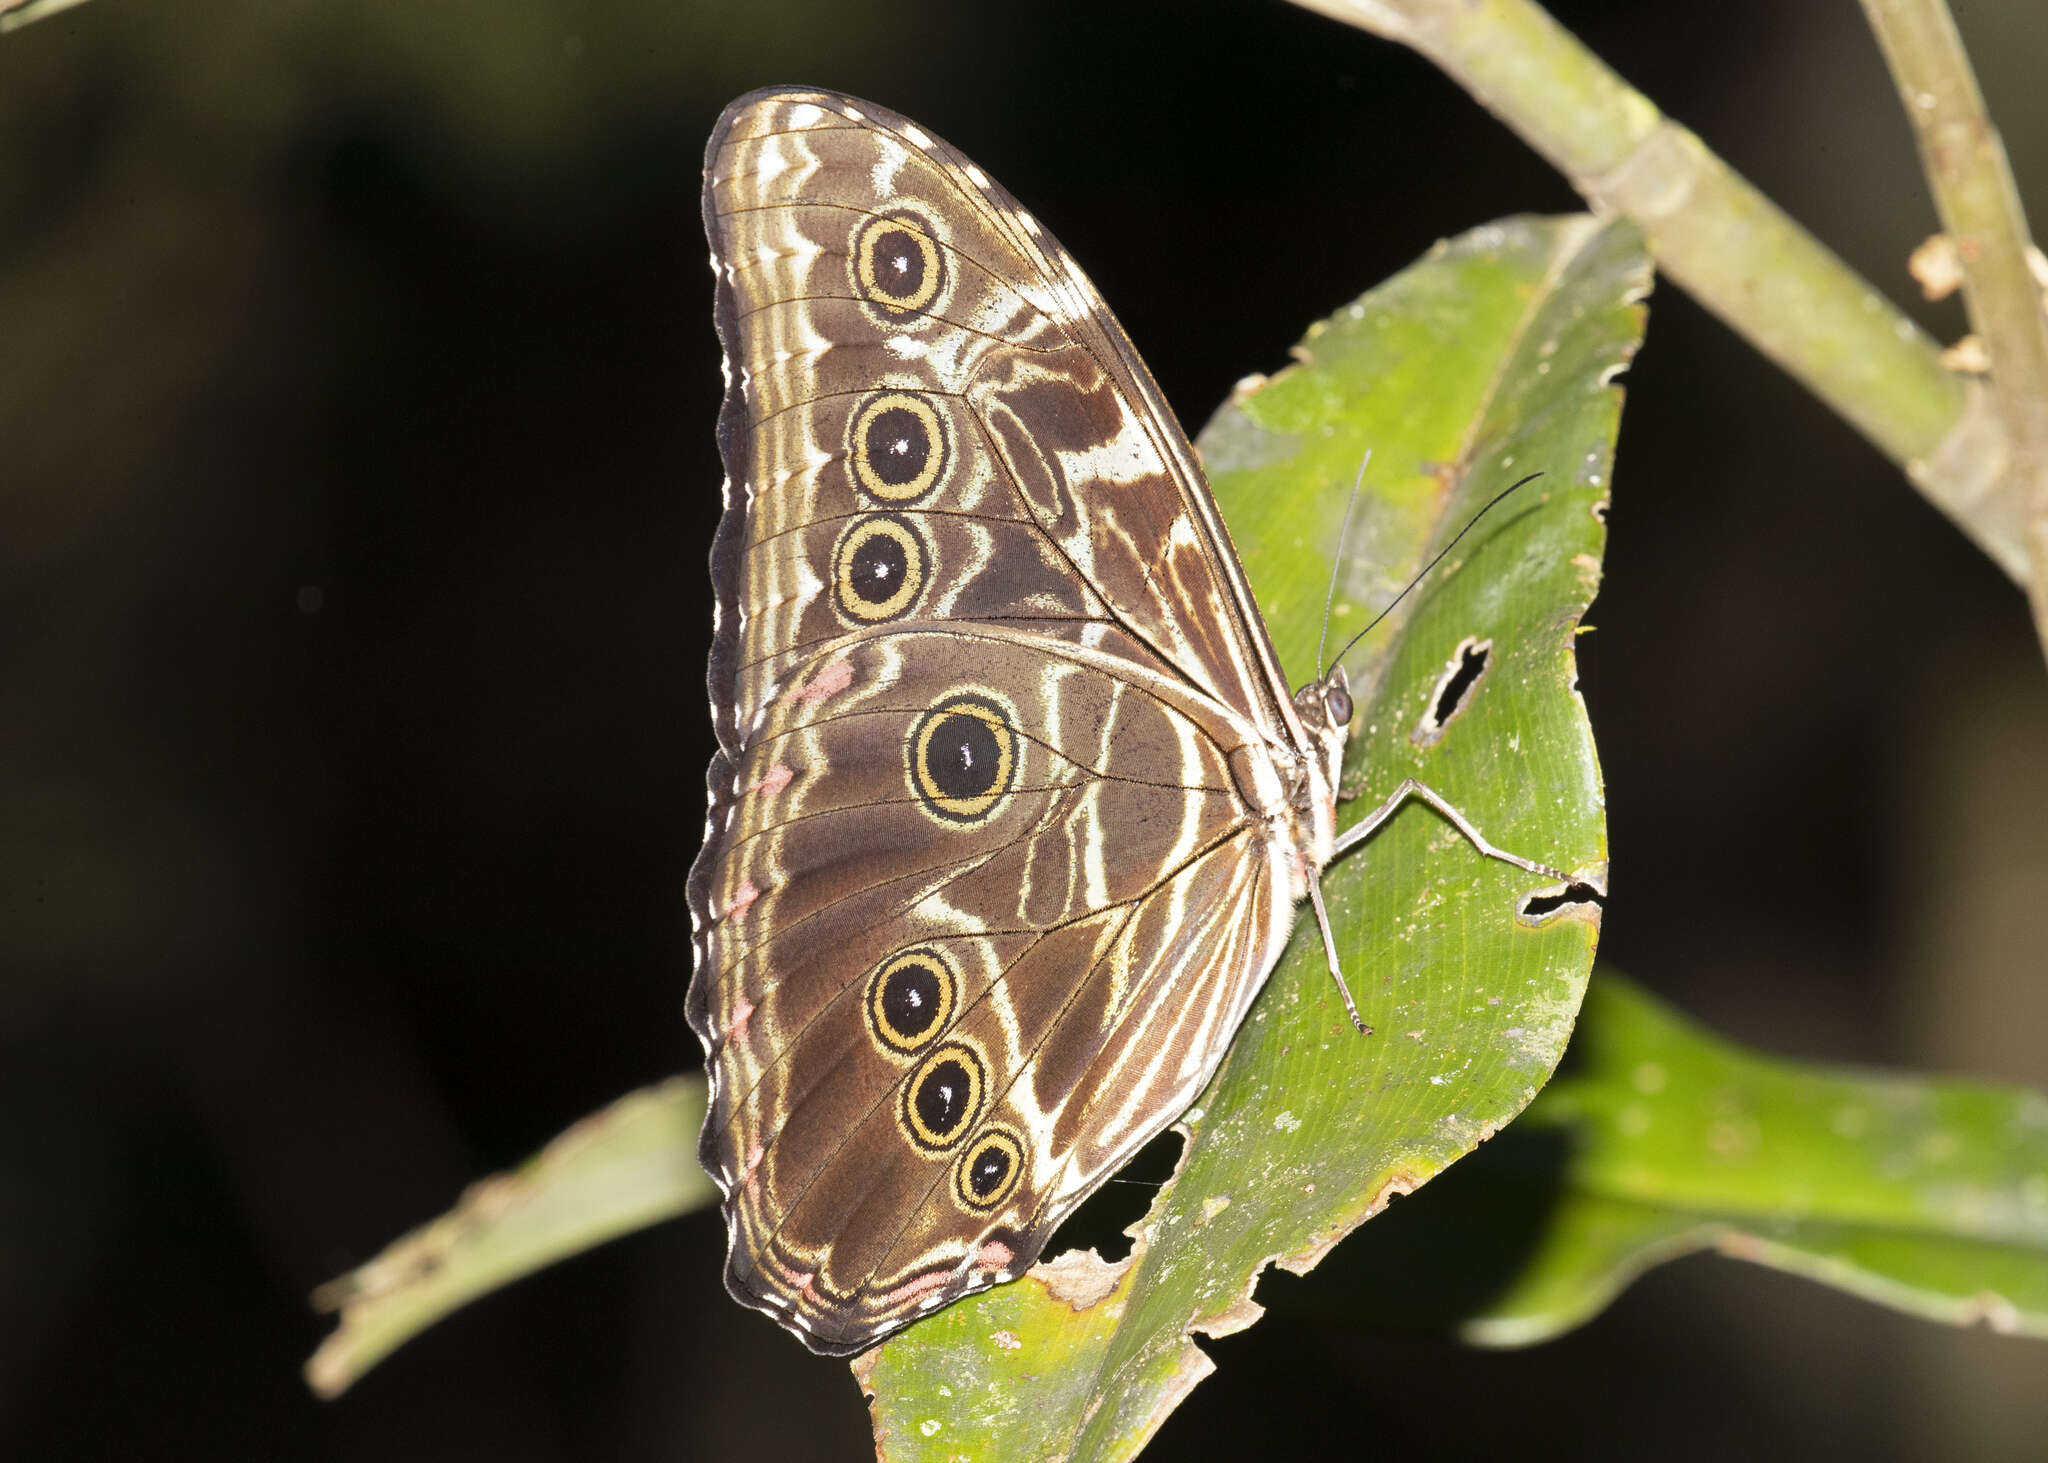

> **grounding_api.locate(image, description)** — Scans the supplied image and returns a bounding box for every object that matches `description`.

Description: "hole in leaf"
[1519,882,1606,923]
[1041,1127,1184,1264]
[1411,637,1491,747]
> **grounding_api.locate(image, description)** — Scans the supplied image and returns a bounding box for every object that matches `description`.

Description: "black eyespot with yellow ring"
[954,1127,1025,1212]
[851,210,944,318]
[909,694,1016,824]
[831,513,927,623]
[866,947,957,1056]
[900,1042,985,1153]
[849,392,947,503]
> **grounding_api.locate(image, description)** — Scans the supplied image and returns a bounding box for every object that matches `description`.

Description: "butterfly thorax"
[1279,666,1352,894]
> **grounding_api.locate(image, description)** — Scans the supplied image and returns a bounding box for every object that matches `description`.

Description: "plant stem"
[1858,0,2048,660]
[1289,0,2030,585]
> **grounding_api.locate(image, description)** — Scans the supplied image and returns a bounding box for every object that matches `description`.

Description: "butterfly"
[688,87,1560,1355]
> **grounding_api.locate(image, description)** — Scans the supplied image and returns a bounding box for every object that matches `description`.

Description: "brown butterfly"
[688,88,1557,1355]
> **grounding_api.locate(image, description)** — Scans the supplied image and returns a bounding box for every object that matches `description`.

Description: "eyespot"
[866,947,957,1056]
[831,513,926,623]
[852,211,944,317]
[900,1042,985,1152]
[909,694,1016,823]
[954,1127,1025,1211]
[849,392,947,503]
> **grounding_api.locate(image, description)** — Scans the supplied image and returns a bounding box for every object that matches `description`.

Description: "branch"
[1859,0,2048,657]
[1290,0,2030,585]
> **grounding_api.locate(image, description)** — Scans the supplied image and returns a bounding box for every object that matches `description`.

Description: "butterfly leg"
[1306,881,1371,1035]
[1328,777,1568,880]
[1312,779,1568,1034]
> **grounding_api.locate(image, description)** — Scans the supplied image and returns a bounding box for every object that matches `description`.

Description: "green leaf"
[855,214,1641,1461]
[1453,969,2048,1345]
[0,0,95,34]
[303,1077,715,1398]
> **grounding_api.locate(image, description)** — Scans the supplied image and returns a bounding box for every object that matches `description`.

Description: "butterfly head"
[1307,667,1354,733]
[1294,664,1354,744]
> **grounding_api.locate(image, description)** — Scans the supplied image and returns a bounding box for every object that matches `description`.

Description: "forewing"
[700,87,1299,749]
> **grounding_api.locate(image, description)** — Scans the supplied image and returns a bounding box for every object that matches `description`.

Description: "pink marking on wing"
[878,1269,952,1307]
[975,1241,1014,1273]
[724,878,760,920]
[761,1246,812,1288]
[748,762,794,797]
[739,1141,765,1196]
[788,658,853,705]
[726,995,755,1044]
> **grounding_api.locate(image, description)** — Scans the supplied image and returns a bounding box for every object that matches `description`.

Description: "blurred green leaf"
[855,215,1639,1461]
[0,0,92,34]
[305,1077,714,1398]
[1462,969,2048,1345]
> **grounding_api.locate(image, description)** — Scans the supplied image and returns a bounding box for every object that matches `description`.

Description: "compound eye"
[1325,684,1354,727]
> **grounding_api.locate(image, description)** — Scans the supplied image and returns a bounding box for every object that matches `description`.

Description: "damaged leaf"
[858,215,1642,1461]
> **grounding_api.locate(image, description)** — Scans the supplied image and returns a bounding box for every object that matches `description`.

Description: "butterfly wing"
[694,629,1297,1352]
[701,87,1304,753]
[691,88,1312,1354]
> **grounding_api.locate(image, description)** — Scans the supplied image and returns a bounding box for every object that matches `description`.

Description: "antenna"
[1315,450,1370,680]
[1326,472,1543,674]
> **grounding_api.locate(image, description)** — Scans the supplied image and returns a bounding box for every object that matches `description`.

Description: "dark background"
[4,0,2045,1457]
